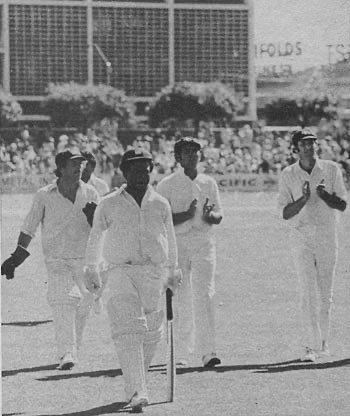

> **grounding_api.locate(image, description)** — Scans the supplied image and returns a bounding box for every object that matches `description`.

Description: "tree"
[44,82,136,131]
[0,90,22,125]
[148,82,239,134]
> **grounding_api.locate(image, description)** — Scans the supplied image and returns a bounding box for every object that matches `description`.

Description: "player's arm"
[316,187,347,211]
[1,232,31,280]
[82,188,100,226]
[172,198,198,225]
[1,191,44,280]
[316,170,347,212]
[282,195,309,220]
[202,181,223,225]
[84,202,109,292]
[282,181,310,220]
[277,170,310,220]
[156,180,196,226]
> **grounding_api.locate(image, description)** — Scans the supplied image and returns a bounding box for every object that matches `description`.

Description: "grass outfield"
[1,192,350,416]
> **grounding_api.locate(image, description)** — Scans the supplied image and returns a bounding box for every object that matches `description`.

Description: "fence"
[1,172,280,194]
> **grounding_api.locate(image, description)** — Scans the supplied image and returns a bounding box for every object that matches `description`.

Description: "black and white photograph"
[1,0,350,414]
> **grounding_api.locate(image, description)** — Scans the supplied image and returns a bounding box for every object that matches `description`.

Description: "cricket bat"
[166,288,175,402]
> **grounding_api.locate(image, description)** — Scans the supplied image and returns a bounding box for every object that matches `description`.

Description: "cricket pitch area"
[2,192,350,416]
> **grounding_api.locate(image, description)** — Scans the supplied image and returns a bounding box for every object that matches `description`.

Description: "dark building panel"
[0,54,3,88]
[93,0,165,2]
[174,9,249,95]
[93,7,169,96]
[0,5,3,48]
[175,0,245,3]
[9,5,88,95]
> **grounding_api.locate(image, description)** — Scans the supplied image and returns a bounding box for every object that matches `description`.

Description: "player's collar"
[120,183,153,197]
[178,167,199,181]
[49,179,84,192]
[297,157,321,173]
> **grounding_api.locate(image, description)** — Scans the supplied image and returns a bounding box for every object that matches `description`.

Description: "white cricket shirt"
[21,180,99,260]
[85,185,178,269]
[156,168,223,235]
[277,159,347,232]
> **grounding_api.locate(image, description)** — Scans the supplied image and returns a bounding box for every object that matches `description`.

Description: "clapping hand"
[83,265,102,294]
[187,198,198,218]
[202,198,215,222]
[302,181,311,202]
[316,179,326,198]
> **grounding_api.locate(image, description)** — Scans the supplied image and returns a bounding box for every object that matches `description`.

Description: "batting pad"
[106,294,147,339]
[143,310,164,372]
[114,334,148,402]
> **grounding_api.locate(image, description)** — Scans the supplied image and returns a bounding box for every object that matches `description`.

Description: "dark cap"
[174,137,201,154]
[119,148,153,173]
[55,150,86,168]
[292,130,317,148]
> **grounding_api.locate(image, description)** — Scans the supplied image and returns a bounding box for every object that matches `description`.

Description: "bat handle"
[166,288,173,321]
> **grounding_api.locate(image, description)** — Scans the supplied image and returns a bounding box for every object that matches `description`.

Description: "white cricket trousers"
[103,264,165,402]
[45,258,94,360]
[175,232,217,360]
[292,227,338,351]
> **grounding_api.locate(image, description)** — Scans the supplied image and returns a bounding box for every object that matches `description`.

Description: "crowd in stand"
[1,118,350,185]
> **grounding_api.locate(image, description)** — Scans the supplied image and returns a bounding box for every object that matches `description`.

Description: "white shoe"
[176,359,189,367]
[301,347,317,363]
[57,352,75,370]
[129,392,149,413]
[317,347,331,358]
[202,352,221,367]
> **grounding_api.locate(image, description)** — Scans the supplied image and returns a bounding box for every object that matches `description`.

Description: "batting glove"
[82,202,97,226]
[165,268,182,293]
[1,245,30,280]
[83,264,102,294]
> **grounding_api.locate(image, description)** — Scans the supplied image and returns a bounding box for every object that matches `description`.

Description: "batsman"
[1,150,99,370]
[84,148,181,412]
[278,130,347,362]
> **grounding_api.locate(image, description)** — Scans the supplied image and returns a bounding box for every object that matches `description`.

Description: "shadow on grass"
[3,413,24,416]
[37,401,169,416]
[37,368,123,381]
[253,358,350,373]
[149,358,350,375]
[149,359,301,375]
[1,320,52,327]
[37,402,128,416]
[2,364,58,377]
